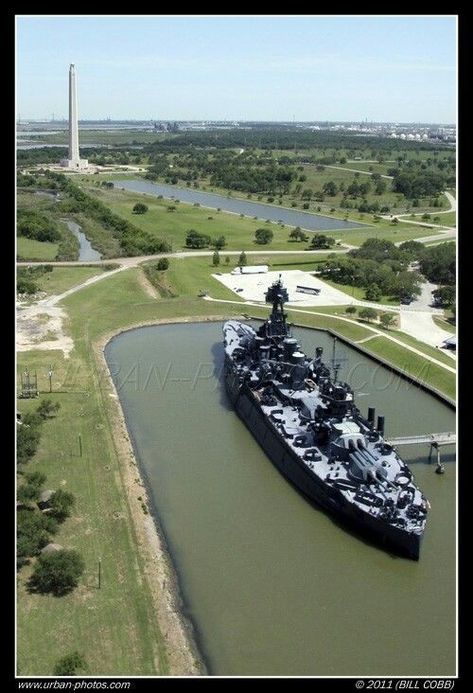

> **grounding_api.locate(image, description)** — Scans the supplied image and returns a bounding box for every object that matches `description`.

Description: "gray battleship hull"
[224,362,422,559]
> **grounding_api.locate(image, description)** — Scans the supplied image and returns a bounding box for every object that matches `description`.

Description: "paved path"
[399,311,455,350]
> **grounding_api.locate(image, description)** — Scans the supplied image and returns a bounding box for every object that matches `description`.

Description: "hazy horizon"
[17,15,457,124]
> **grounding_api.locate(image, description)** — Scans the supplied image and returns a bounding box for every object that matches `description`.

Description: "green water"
[105,322,456,676]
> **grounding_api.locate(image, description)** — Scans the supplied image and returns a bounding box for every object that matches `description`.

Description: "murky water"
[61,219,102,261]
[105,322,456,676]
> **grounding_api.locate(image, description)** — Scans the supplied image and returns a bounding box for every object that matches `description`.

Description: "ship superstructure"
[223,277,428,558]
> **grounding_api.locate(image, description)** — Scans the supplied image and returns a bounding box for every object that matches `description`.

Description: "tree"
[289,227,308,242]
[380,313,396,329]
[322,180,338,196]
[359,307,378,323]
[17,423,41,465]
[238,251,247,267]
[28,549,85,596]
[212,235,226,250]
[309,234,335,250]
[17,471,47,504]
[212,250,220,267]
[132,203,148,214]
[375,180,387,195]
[49,489,75,523]
[225,256,230,265]
[157,258,169,271]
[17,510,58,559]
[185,230,211,249]
[36,399,60,420]
[255,228,273,245]
[365,283,382,302]
[345,306,357,315]
[431,286,455,307]
[54,652,87,676]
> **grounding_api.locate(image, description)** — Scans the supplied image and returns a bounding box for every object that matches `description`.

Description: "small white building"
[231,265,269,276]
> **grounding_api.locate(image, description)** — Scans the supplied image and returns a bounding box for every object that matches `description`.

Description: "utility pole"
[98,557,102,589]
[48,365,53,393]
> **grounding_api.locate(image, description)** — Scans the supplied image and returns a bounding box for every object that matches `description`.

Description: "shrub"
[132,203,148,214]
[157,258,170,271]
[345,306,357,315]
[37,399,60,420]
[54,652,87,676]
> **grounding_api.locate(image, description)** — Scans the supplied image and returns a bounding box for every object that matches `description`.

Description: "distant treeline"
[143,129,448,153]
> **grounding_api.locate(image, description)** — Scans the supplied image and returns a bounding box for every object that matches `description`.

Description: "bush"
[309,234,335,250]
[28,549,85,596]
[37,399,60,420]
[345,306,357,315]
[157,258,170,271]
[132,203,148,214]
[54,652,87,676]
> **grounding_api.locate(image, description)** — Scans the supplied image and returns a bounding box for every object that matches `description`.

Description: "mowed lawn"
[17,237,58,261]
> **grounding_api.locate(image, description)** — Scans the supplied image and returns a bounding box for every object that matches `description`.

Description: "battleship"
[223,277,429,559]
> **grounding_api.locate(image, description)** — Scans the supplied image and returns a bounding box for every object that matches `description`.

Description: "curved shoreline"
[95,315,243,676]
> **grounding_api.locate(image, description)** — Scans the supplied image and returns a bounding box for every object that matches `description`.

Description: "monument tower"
[61,64,88,170]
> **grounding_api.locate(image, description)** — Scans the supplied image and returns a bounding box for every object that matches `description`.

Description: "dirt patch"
[17,301,74,356]
[136,268,159,300]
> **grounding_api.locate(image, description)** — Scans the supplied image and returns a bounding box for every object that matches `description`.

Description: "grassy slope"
[34,266,105,296]
[433,316,456,335]
[358,337,455,401]
[17,237,58,261]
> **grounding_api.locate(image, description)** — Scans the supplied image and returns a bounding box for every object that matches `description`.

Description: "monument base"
[60,158,89,170]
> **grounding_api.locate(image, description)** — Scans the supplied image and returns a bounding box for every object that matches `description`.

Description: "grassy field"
[34,266,106,296]
[17,342,169,675]
[428,211,456,227]
[86,184,439,252]
[17,237,59,261]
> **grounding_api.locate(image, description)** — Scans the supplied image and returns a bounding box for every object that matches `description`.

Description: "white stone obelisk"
[61,64,88,170]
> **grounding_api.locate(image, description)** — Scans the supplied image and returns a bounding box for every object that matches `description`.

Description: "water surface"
[106,322,456,676]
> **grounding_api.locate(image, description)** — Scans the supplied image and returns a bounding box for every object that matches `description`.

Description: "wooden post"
[78,434,82,457]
